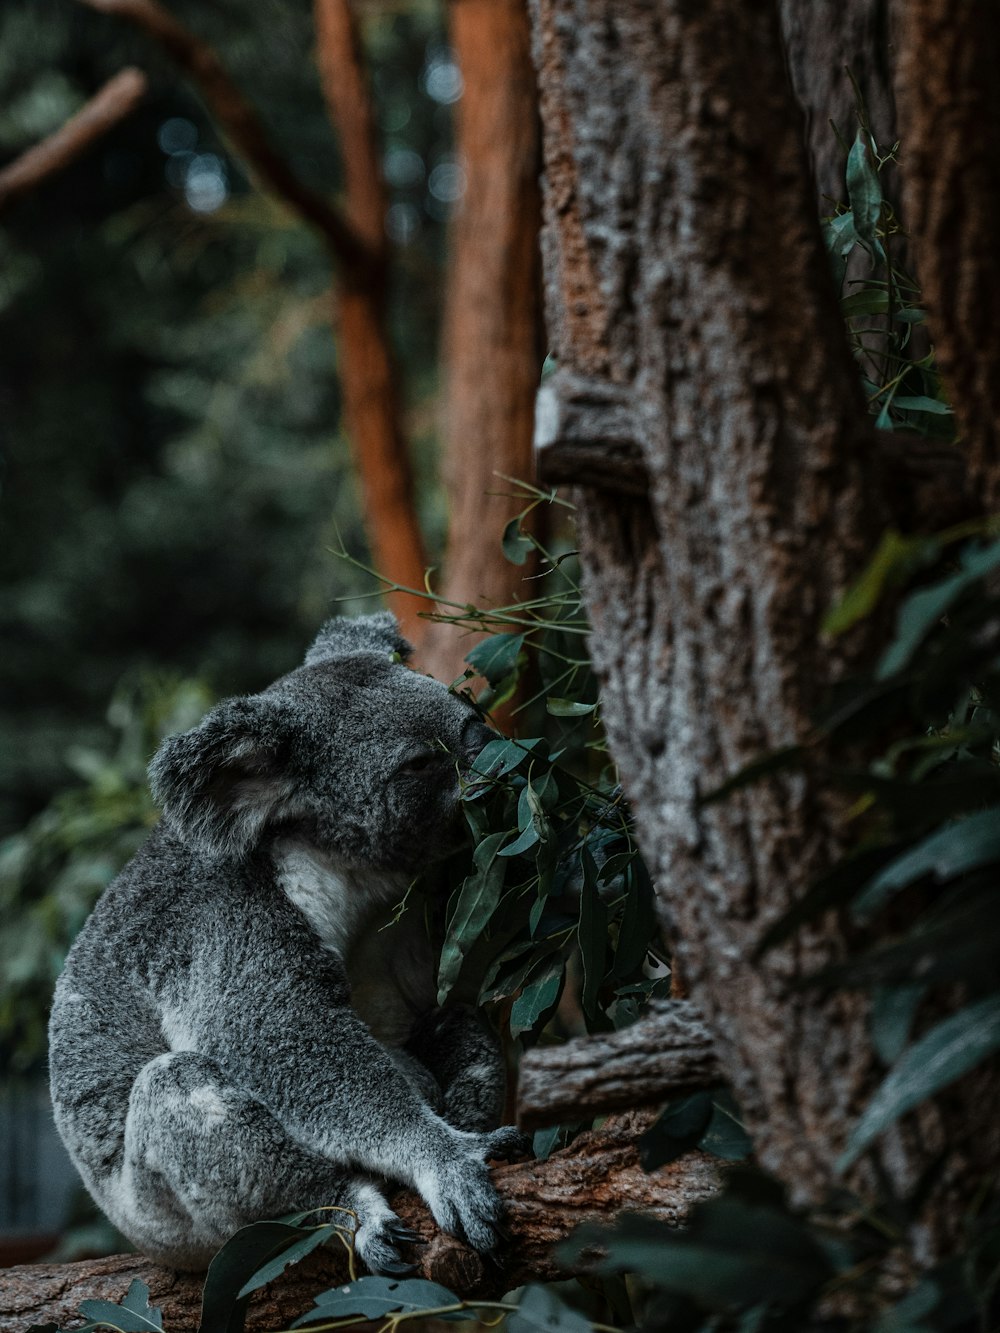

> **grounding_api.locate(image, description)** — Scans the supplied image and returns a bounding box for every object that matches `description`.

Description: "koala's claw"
[483,1126,532,1161]
[387,1223,425,1246]
[382,1260,420,1276]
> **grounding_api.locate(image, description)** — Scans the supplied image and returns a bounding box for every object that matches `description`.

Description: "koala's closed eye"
[398,750,440,775]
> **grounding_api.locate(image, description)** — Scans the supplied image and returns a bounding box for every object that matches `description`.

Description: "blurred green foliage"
[0,674,212,1074]
[0,0,456,834]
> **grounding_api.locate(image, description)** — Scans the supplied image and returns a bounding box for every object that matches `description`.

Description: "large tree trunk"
[529,0,999,1264]
[417,0,543,683]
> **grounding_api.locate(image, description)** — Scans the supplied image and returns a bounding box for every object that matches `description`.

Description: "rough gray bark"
[517,999,720,1129]
[528,0,1000,1263]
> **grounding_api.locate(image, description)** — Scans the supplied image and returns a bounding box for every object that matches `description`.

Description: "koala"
[48,613,524,1273]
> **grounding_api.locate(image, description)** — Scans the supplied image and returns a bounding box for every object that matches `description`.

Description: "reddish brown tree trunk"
[418,0,544,683]
[315,0,430,642]
[529,0,1000,1262]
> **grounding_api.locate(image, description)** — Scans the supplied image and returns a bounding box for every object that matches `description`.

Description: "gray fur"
[49,614,521,1273]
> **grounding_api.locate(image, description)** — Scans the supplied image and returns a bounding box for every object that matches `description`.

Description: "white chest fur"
[272,840,435,1044]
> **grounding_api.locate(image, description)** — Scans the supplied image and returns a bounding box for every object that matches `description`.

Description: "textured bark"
[0,68,148,214]
[778,0,896,205]
[0,1117,720,1333]
[517,999,720,1129]
[892,0,1000,511]
[314,0,430,642]
[528,0,1000,1262]
[418,0,544,682]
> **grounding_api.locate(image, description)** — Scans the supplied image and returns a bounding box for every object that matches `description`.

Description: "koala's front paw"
[483,1125,532,1162]
[415,1142,505,1256]
[349,1182,422,1276]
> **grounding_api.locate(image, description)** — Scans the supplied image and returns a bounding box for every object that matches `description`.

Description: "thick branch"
[0,68,148,215]
[517,1000,721,1129]
[892,0,1000,511]
[75,0,372,274]
[0,1116,721,1333]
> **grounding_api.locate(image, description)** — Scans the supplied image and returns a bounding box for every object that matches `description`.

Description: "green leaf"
[700,1092,754,1161]
[852,808,1000,922]
[292,1277,470,1326]
[499,781,550,858]
[612,858,656,980]
[506,1283,592,1333]
[545,697,596,717]
[878,540,1000,679]
[464,633,525,687]
[80,1281,163,1333]
[438,833,507,1004]
[235,1226,334,1300]
[640,1092,713,1169]
[510,955,564,1039]
[845,129,885,262]
[840,994,1000,1169]
[578,846,608,1020]
[841,289,889,318]
[891,395,952,414]
[823,530,926,637]
[870,984,925,1065]
[501,516,534,566]
[465,737,540,786]
[561,1199,832,1310]
[199,1221,332,1333]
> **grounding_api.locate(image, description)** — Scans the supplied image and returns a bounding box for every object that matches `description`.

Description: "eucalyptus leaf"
[199,1220,332,1333]
[510,955,564,1039]
[878,540,1000,679]
[852,808,1000,922]
[464,633,526,687]
[502,516,534,566]
[292,1277,470,1326]
[845,128,885,261]
[506,1283,592,1333]
[578,846,608,1019]
[546,697,597,717]
[840,994,1000,1168]
[871,984,926,1065]
[640,1092,713,1169]
[79,1281,163,1333]
[438,833,507,1004]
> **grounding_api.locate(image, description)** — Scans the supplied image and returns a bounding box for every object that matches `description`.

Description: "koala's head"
[148,612,493,871]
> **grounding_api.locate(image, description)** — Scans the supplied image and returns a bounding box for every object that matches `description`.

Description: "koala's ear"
[304,611,413,667]
[148,696,300,860]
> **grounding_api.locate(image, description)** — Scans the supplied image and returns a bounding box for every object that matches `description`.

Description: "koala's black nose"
[461,717,496,764]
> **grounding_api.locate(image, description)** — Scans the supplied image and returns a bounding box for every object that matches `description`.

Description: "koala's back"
[49,833,205,1181]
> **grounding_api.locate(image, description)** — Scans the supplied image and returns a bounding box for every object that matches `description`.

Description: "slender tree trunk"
[314,0,430,642]
[529,0,1000,1262]
[418,0,544,683]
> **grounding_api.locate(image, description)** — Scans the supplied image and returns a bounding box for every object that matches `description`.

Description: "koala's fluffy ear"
[304,611,413,667]
[148,696,300,860]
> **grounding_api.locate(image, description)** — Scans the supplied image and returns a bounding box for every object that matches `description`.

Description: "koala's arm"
[191,901,515,1249]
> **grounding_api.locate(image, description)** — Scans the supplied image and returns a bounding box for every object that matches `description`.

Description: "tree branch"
[517,1000,721,1130]
[74,0,373,274]
[0,1116,721,1333]
[0,68,148,215]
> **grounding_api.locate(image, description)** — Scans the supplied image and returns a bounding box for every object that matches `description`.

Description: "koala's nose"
[462,718,496,765]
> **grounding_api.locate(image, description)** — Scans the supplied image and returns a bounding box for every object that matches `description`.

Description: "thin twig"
[0,67,148,214]
[74,0,374,274]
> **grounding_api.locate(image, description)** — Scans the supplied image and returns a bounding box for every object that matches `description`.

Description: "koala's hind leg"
[405,1007,506,1133]
[118,1051,412,1273]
